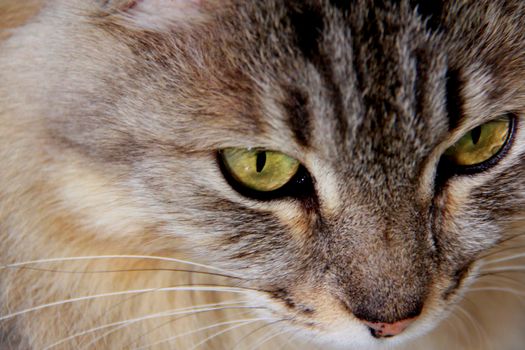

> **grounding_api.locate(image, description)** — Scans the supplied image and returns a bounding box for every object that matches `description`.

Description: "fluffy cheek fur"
[1,1,525,349]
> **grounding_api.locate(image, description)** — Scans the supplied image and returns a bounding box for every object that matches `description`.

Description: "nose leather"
[363,317,416,338]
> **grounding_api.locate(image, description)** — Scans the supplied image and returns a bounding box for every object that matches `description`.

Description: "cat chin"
[251,305,441,350]
[246,290,450,349]
[293,327,417,350]
[305,319,440,350]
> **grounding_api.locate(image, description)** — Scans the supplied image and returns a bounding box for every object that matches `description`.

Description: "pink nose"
[363,317,416,338]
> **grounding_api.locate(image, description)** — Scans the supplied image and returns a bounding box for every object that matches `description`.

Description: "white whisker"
[123,307,257,349]
[126,309,256,349]
[480,266,525,274]
[275,328,302,350]
[454,305,486,348]
[44,301,248,350]
[0,255,237,276]
[468,287,525,296]
[0,286,251,322]
[135,317,274,350]
[188,319,266,350]
[232,319,287,350]
[482,253,525,266]
[445,311,471,349]
[250,326,290,350]
[76,300,245,349]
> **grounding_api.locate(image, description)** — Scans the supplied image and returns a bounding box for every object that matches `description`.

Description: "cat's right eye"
[219,148,300,192]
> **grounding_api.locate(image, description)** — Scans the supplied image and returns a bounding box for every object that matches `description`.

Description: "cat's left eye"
[220,148,300,193]
[442,114,515,171]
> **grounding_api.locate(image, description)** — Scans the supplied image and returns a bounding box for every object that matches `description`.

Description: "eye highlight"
[442,115,515,170]
[220,148,300,192]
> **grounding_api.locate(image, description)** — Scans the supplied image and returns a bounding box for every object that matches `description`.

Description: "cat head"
[13,0,525,348]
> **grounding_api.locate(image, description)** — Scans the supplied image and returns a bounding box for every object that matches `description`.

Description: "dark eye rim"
[437,113,518,178]
[217,150,316,202]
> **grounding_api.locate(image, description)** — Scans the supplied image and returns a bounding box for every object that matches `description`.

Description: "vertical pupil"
[256,152,267,173]
[471,126,482,145]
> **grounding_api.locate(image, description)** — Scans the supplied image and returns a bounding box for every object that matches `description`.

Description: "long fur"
[0,1,524,349]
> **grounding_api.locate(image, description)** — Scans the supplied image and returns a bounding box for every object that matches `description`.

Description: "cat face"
[21,0,525,348]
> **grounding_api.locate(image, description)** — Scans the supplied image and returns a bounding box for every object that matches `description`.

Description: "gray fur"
[0,0,524,349]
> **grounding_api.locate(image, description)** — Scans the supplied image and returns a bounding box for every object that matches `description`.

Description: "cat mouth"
[264,291,424,343]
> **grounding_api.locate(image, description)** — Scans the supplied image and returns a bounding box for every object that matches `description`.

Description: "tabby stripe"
[282,87,312,148]
[444,68,464,130]
[287,1,348,142]
[409,0,444,31]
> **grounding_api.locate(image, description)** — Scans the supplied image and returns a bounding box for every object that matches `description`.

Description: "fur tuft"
[103,0,213,31]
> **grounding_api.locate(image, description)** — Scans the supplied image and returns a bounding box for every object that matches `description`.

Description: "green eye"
[443,116,512,167]
[220,148,300,192]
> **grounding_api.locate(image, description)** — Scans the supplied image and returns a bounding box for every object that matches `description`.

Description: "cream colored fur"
[0,1,524,349]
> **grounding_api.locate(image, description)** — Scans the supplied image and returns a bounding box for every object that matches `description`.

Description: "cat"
[0,0,524,349]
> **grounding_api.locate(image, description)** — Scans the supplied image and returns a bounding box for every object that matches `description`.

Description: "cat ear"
[105,0,212,31]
